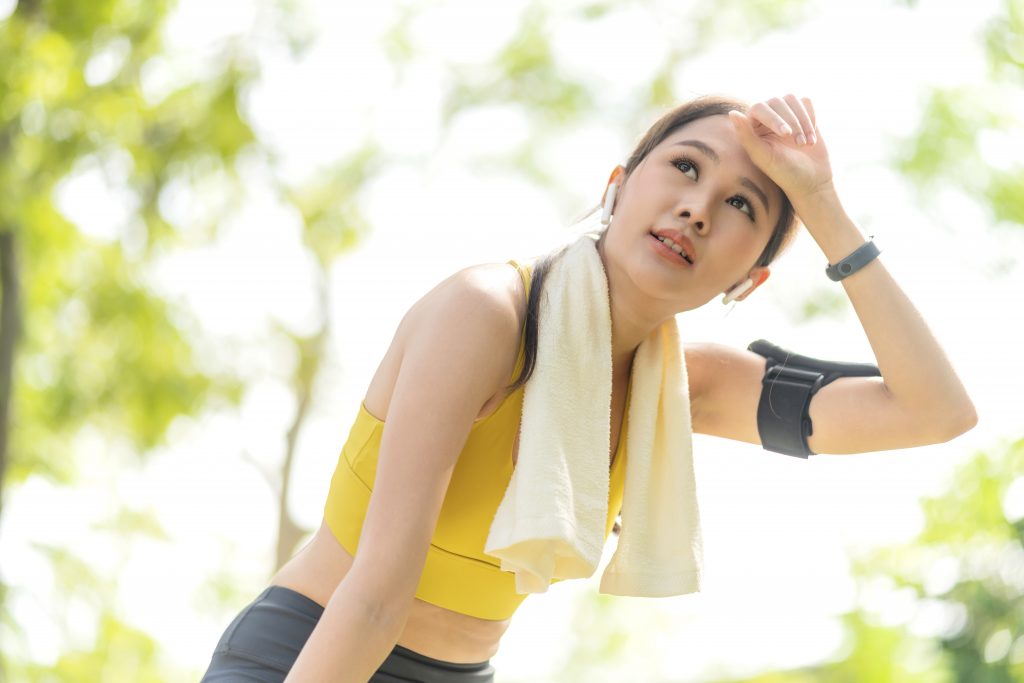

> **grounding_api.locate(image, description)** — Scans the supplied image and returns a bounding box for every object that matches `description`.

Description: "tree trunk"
[0,229,23,528]
[273,278,330,572]
[0,228,23,682]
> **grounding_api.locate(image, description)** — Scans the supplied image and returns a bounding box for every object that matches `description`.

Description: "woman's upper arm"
[345,266,521,615]
[687,341,961,455]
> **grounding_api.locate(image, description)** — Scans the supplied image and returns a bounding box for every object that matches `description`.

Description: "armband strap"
[747,339,882,458]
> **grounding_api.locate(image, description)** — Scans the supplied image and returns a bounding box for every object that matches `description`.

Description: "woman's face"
[602,114,785,312]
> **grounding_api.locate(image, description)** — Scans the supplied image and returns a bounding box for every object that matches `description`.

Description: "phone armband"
[747,339,881,458]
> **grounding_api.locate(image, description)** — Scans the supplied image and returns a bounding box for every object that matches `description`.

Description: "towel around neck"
[484,232,704,598]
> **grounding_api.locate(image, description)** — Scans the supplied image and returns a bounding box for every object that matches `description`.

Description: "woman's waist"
[272,519,513,663]
[267,576,510,664]
[398,597,511,663]
[269,579,508,663]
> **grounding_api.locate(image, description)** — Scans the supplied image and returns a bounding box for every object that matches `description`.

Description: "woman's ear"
[602,165,626,205]
[733,267,770,301]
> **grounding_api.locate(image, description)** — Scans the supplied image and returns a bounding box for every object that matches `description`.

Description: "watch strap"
[826,237,880,281]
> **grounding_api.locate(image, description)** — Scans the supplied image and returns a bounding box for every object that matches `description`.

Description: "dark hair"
[508,94,800,393]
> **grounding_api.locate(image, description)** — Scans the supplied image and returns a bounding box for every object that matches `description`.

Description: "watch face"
[827,240,879,281]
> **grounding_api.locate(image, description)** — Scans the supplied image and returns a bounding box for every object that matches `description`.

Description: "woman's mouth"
[650,233,693,265]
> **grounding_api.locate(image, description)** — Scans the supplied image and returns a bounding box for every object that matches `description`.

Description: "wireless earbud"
[721,278,754,305]
[600,182,618,226]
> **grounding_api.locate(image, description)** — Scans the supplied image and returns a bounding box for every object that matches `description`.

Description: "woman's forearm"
[792,187,977,435]
[285,576,408,683]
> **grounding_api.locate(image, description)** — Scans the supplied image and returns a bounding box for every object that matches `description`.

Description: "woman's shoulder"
[450,260,526,304]
[405,261,531,334]
[398,260,530,379]
[363,261,531,425]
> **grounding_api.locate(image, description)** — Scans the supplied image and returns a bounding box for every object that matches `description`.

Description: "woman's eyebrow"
[671,140,771,217]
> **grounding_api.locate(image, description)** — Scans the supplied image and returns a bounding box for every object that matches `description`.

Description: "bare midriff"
[268,519,510,664]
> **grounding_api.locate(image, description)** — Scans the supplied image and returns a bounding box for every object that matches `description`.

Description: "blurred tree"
[7,0,1009,678]
[890,0,1024,276]
[0,0,374,679]
[684,437,1023,683]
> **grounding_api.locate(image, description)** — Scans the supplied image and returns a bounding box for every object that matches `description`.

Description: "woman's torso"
[268,258,637,663]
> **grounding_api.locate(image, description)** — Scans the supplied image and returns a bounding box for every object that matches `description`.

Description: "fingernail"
[809,132,817,144]
[796,133,806,145]
[781,124,792,135]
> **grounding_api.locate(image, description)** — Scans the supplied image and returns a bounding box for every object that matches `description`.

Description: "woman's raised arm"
[695,96,976,454]
[285,265,523,682]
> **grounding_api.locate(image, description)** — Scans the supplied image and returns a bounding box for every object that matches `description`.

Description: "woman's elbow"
[339,567,415,631]
[936,403,979,442]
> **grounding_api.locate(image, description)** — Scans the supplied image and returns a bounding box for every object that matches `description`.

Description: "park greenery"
[0,0,1020,680]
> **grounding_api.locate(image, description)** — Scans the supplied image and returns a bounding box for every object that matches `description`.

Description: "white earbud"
[721,278,754,305]
[600,182,618,225]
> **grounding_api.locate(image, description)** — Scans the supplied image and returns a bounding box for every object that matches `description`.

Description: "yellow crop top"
[323,259,631,620]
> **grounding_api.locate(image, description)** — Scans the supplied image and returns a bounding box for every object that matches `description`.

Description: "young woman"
[200,93,977,682]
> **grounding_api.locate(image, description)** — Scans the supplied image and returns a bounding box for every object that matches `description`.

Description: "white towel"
[484,232,704,597]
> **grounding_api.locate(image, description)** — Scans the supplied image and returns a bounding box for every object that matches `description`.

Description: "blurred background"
[0,0,1022,680]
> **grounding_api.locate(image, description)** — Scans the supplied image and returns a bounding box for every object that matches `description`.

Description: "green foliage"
[561,592,633,669]
[435,0,814,221]
[986,169,1024,226]
[892,87,1007,193]
[702,611,953,682]
[6,0,1015,679]
[13,227,247,486]
[648,63,678,111]
[577,2,616,21]
[982,0,1024,81]
[10,612,175,683]
[796,285,849,322]
[0,0,343,679]
[891,0,1023,233]
[850,437,1024,682]
[3,0,258,490]
[442,5,595,128]
[690,0,816,44]
[286,143,382,267]
[2,533,188,682]
[695,438,1024,682]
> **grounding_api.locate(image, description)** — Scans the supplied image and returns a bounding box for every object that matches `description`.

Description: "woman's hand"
[728,95,835,206]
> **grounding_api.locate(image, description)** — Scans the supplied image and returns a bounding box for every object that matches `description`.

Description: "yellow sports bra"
[322,259,630,620]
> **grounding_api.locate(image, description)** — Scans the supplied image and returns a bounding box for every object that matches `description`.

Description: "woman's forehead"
[659,116,749,161]
[650,117,782,223]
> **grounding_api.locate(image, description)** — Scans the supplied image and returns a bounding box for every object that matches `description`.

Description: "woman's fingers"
[749,101,793,137]
[782,94,815,144]
[801,97,817,142]
[750,95,817,145]
[801,96,816,128]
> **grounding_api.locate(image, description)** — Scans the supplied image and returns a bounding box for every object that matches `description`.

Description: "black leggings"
[200,586,496,682]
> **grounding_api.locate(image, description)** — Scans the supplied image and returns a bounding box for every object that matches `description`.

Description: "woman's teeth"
[653,235,692,264]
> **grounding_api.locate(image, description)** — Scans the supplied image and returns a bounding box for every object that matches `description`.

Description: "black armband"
[747,339,882,458]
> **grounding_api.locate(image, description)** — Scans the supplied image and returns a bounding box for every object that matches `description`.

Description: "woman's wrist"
[793,187,871,268]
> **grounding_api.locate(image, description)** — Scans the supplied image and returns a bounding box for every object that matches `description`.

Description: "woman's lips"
[650,229,696,263]
[649,233,692,267]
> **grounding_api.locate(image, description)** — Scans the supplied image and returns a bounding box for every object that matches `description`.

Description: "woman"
[200,93,977,682]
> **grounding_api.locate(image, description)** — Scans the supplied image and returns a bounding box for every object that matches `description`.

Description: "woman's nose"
[676,190,713,233]
[680,209,707,234]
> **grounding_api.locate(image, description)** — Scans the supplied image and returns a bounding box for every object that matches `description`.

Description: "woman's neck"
[598,237,675,374]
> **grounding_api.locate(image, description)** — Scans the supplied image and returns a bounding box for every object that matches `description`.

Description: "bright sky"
[3,0,1022,680]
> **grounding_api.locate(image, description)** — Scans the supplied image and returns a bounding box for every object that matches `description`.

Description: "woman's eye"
[672,157,756,222]
[729,196,754,218]
[674,159,697,179]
